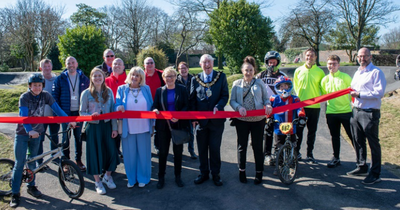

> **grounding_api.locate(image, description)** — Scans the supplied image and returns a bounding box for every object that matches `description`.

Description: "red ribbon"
[0,88,352,124]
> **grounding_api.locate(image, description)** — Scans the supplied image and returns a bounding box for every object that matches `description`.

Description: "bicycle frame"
[25,147,63,175]
[24,128,71,178]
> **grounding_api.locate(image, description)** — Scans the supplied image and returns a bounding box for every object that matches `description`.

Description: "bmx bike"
[275,118,306,185]
[0,127,85,198]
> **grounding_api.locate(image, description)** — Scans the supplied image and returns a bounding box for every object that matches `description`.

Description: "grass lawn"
[0,133,13,209]
[0,85,27,113]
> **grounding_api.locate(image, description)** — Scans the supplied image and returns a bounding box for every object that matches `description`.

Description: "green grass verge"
[0,133,13,208]
[0,85,27,113]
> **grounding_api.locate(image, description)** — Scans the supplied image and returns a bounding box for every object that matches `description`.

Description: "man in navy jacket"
[52,56,89,171]
[190,54,229,186]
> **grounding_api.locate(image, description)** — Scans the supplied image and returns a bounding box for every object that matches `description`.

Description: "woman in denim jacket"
[115,67,154,188]
[80,68,118,195]
[230,56,272,185]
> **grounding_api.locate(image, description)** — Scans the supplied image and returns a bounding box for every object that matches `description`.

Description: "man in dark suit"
[96,49,115,77]
[190,54,229,186]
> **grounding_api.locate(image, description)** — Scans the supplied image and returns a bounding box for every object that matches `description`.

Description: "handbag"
[80,122,89,142]
[230,79,256,126]
[161,87,190,145]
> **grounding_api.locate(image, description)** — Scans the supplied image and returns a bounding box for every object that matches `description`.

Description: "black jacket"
[152,84,190,131]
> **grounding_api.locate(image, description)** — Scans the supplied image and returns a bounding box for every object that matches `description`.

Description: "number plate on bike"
[279,122,293,135]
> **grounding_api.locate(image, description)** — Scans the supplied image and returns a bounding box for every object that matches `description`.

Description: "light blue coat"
[115,84,154,138]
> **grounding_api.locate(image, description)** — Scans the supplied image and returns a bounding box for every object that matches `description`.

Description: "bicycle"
[274,118,306,185]
[0,127,85,198]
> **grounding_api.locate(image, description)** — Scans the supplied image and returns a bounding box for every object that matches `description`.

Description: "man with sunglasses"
[97,49,115,77]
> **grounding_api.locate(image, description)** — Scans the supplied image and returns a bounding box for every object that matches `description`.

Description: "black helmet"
[28,73,45,87]
[264,51,281,66]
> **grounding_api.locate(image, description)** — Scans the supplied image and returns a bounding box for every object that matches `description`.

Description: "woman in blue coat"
[115,67,154,188]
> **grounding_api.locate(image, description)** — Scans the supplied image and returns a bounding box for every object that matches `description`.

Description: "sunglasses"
[106,55,115,58]
[146,62,154,65]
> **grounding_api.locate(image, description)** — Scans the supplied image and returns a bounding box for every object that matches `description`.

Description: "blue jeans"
[37,123,60,165]
[12,134,40,194]
[62,111,82,161]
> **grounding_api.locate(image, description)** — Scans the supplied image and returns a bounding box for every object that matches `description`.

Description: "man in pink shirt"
[347,47,387,185]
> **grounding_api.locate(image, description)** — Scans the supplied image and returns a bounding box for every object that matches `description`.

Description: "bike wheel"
[276,144,298,185]
[0,159,15,196]
[58,159,85,199]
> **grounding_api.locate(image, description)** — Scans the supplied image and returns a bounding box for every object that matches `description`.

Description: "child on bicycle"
[267,76,306,175]
[10,73,76,208]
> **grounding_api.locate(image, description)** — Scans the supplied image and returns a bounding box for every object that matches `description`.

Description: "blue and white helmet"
[274,76,292,98]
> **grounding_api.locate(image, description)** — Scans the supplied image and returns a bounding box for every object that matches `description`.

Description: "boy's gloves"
[298,117,307,128]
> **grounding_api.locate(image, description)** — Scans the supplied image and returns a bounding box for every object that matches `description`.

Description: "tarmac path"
[0,67,399,209]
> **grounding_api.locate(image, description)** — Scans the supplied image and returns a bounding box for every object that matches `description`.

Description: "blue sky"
[0,0,398,39]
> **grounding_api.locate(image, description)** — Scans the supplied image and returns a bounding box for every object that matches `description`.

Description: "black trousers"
[326,112,353,159]
[264,129,274,156]
[196,121,224,176]
[350,108,381,176]
[296,108,320,157]
[157,127,183,177]
[235,119,265,172]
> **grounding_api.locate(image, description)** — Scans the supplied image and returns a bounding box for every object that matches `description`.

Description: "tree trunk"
[217,52,223,69]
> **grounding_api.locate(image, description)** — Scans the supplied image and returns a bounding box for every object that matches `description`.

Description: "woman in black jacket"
[152,67,190,189]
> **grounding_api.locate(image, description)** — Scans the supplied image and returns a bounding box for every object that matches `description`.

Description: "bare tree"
[332,0,400,51]
[172,9,207,67]
[381,27,400,49]
[0,0,65,71]
[100,5,125,50]
[37,5,66,60]
[281,0,334,66]
[120,0,155,57]
[158,12,177,45]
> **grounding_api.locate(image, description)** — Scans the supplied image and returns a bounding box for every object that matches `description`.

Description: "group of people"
[228,47,386,186]
[9,47,386,208]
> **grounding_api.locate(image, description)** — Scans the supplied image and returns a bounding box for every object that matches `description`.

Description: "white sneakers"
[95,175,116,194]
[102,175,117,189]
[95,182,106,195]
[138,183,146,188]
[127,182,134,188]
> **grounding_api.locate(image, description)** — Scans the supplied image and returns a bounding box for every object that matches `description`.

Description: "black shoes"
[254,172,262,185]
[157,177,165,189]
[297,153,302,161]
[362,173,381,185]
[239,171,247,183]
[190,151,198,159]
[327,157,341,168]
[27,186,42,198]
[175,176,184,187]
[9,193,20,208]
[194,174,209,184]
[347,166,369,176]
[194,174,222,186]
[212,175,223,186]
[306,155,318,164]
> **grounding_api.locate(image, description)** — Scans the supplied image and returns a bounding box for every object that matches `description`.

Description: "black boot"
[254,171,263,185]
[175,175,184,187]
[157,176,165,189]
[10,193,20,208]
[239,170,247,183]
